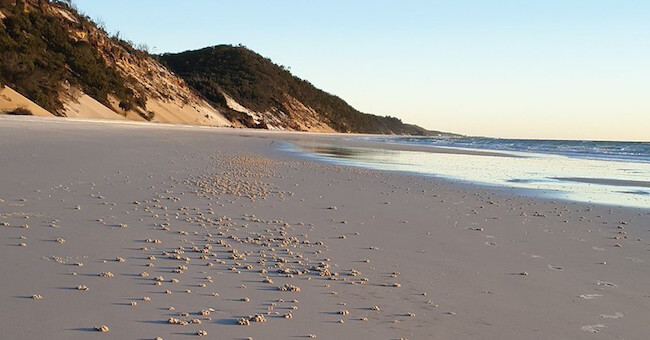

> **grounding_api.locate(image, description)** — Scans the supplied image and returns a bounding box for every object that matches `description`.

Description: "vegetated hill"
[160,45,450,135]
[0,0,454,135]
[0,0,230,126]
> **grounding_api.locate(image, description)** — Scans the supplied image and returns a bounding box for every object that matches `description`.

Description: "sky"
[74,0,649,141]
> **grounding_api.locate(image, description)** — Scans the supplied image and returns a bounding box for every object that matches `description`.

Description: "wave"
[356,137,650,163]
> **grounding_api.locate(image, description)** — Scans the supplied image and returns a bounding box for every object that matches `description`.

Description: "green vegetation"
[1,1,445,135]
[161,45,437,135]
[0,0,143,115]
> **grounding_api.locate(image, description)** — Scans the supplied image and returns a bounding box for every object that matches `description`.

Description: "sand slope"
[146,98,231,127]
[62,93,129,121]
[0,86,55,117]
[1,84,234,127]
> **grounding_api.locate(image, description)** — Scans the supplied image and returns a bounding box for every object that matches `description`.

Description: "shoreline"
[4,115,647,213]
[1,114,648,217]
[1,117,650,339]
[283,140,650,211]
[281,140,649,212]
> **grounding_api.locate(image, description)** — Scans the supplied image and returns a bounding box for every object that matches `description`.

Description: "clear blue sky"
[75,0,649,141]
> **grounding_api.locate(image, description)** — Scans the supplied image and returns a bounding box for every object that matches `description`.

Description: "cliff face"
[0,0,231,126]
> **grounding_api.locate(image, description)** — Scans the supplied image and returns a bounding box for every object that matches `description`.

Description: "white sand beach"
[1,116,649,339]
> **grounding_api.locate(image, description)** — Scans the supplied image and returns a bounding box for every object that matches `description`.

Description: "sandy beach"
[1,116,649,340]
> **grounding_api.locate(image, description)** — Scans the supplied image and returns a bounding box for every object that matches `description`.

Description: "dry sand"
[1,115,649,339]
[1,85,232,128]
[63,93,131,121]
[0,86,55,117]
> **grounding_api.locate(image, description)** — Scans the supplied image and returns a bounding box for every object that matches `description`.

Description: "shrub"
[5,107,33,115]
[0,0,145,115]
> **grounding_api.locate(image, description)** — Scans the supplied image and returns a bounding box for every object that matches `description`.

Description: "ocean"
[358,137,650,164]
[287,137,650,209]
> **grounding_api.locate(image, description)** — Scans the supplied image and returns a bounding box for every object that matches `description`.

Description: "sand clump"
[167,318,182,325]
[279,284,301,292]
[250,314,267,323]
[94,325,109,333]
[199,308,214,316]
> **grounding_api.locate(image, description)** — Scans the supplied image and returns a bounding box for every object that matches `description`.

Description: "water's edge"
[279,139,650,210]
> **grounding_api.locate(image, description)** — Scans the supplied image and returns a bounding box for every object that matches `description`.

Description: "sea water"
[287,137,650,209]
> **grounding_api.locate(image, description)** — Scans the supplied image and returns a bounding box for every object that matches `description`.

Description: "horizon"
[74,0,650,142]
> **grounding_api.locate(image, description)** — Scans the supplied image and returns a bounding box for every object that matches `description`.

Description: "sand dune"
[63,92,130,121]
[0,86,54,117]
[146,98,231,127]
[1,85,234,128]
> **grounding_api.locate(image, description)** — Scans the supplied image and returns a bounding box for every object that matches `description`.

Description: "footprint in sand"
[579,294,603,300]
[596,280,618,288]
[600,312,623,319]
[581,324,607,333]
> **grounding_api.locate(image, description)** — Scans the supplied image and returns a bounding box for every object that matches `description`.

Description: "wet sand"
[1,116,649,339]
[554,177,650,189]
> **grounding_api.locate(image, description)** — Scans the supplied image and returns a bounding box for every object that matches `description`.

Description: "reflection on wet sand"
[292,142,650,209]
